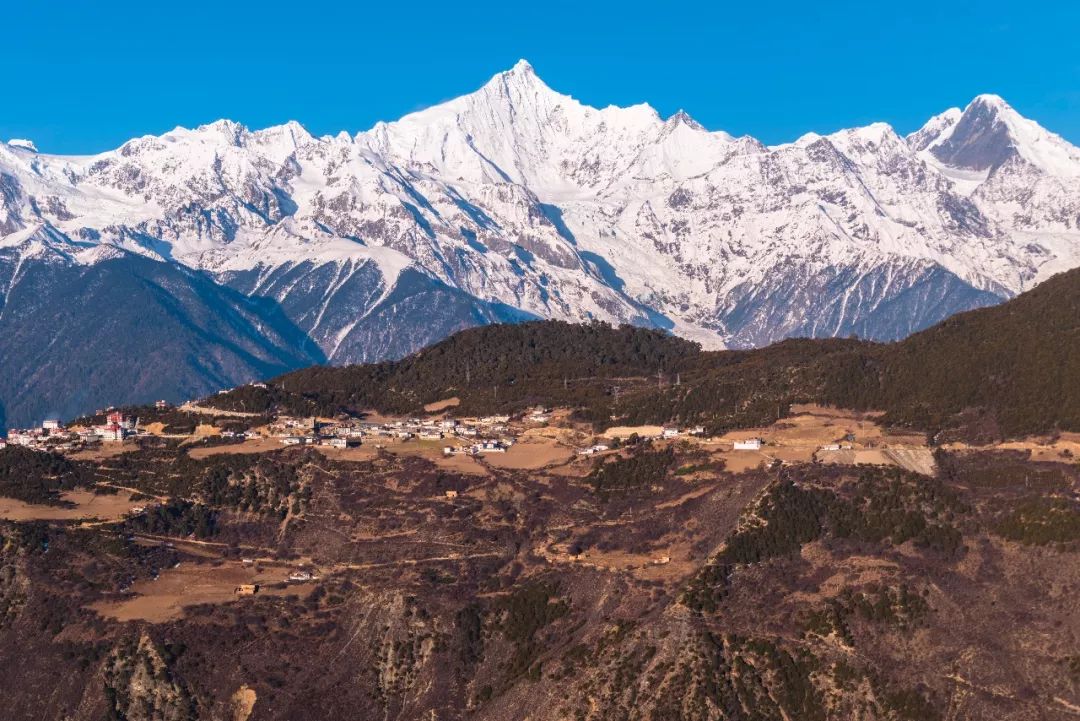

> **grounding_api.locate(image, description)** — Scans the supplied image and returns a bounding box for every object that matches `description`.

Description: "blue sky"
[5,0,1078,153]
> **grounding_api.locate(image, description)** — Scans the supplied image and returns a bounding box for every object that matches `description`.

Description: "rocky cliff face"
[1,63,1079,424]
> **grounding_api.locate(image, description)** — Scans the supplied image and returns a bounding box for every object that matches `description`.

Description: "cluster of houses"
[443,438,514,456]
[656,426,709,440]
[577,443,611,456]
[1,411,139,451]
[273,414,519,455]
[573,425,709,456]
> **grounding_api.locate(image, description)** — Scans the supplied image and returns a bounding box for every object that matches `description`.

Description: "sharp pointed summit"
[928,94,1080,176]
[508,58,536,75]
[482,58,551,93]
[928,95,1020,171]
[665,109,705,131]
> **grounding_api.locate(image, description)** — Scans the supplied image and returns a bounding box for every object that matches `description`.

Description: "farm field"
[91,559,313,623]
[0,490,143,522]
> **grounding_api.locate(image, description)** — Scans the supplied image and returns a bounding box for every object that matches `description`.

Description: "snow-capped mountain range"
[1,60,1078,425]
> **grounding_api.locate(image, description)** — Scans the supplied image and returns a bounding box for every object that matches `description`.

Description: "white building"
[42,419,61,431]
[662,427,680,439]
[578,444,610,456]
[96,425,128,442]
[324,437,360,449]
[8,431,35,446]
[733,438,763,451]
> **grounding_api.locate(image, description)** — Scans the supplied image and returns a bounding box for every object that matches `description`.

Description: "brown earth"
[90,559,313,623]
[0,490,143,522]
[186,437,284,458]
[1,406,1076,721]
[484,437,575,470]
[423,397,461,413]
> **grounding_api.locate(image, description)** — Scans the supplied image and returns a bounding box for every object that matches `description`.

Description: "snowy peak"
[665,109,705,131]
[2,70,1080,370]
[358,60,670,187]
[474,58,566,109]
[907,107,962,151]
[492,58,542,86]
[6,139,37,153]
[929,94,1080,176]
[929,95,1021,172]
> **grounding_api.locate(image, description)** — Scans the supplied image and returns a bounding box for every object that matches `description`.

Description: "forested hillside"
[823,266,1080,436]
[208,268,1080,441]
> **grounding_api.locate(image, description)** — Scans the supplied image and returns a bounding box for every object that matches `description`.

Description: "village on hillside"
[1,389,940,477]
[4,387,1075,639]
[1,408,145,451]
[1,402,696,457]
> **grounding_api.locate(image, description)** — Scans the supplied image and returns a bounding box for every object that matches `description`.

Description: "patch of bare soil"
[699,406,935,473]
[816,449,893,466]
[230,686,257,721]
[67,442,138,461]
[90,559,312,623]
[188,423,220,440]
[485,437,574,470]
[432,453,490,476]
[882,447,937,475]
[602,425,665,439]
[317,439,492,476]
[178,402,261,418]
[0,490,143,522]
[789,403,885,419]
[789,542,901,603]
[186,437,283,458]
[720,410,885,448]
[716,451,772,473]
[313,444,381,462]
[423,397,460,412]
[993,435,1080,463]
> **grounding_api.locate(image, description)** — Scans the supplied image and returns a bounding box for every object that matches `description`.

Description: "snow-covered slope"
[1,61,1079,423]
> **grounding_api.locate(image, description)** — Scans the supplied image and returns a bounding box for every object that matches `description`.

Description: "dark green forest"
[0,447,94,505]
[206,267,1080,441]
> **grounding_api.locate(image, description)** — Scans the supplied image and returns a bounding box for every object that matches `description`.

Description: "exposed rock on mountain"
[1,62,1078,425]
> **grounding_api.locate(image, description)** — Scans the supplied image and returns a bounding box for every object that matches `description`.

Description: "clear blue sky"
[6,0,1078,154]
